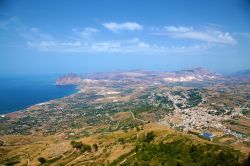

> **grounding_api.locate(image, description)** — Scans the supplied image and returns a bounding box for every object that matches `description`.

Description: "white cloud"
[165,26,193,33]
[27,41,87,52]
[61,42,82,46]
[1,17,229,55]
[27,41,58,51]
[0,16,20,29]
[102,22,143,32]
[30,27,54,40]
[152,26,236,45]
[138,42,150,48]
[27,37,213,55]
[72,27,99,37]
[91,42,121,52]
[21,27,54,41]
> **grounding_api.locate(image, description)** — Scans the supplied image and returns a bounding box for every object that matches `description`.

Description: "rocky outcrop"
[56,73,82,85]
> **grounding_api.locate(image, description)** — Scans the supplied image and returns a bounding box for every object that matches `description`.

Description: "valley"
[0,68,250,165]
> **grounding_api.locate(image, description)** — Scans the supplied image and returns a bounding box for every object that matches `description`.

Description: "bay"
[0,74,77,114]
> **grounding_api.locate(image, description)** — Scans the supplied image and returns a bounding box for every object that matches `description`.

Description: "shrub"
[118,138,125,144]
[93,143,98,152]
[136,127,140,131]
[81,144,91,152]
[38,157,46,165]
[144,131,155,143]
[70,141,83,149]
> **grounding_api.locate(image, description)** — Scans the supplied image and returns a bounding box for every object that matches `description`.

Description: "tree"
[93,143,98,152]
[38,157,46,165]
[70,140,76,146]
[118,138,125,144]
[244,154,250,166]
[70,141,83,149]
[176,162,182,166]
[81,144,91,152]
[136,127,140,131]
[144,131,155,143]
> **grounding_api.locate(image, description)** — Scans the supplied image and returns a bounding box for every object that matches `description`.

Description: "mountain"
[229,70,250,81]
[56,68,221,85]
[164,67,220,82]
[56,73,82,85]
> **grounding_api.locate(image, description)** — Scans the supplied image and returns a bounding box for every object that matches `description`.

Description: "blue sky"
[0,0,250,74]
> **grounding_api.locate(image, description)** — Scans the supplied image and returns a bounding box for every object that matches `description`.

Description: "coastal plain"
[1,68,250,165]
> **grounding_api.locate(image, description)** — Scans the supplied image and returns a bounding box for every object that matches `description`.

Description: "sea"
[0,74,77,115]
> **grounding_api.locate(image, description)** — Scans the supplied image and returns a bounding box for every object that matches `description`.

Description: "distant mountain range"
[228,69,250,81]
[56,68,250,85]
[163,67,221,82]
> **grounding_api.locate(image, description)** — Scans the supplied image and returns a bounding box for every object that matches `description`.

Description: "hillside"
[0,123,248,166]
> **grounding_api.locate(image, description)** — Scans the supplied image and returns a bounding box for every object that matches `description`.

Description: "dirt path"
[65,154,85,166]
[119,152,136,165]
[129,110,147,123]
[63,148,76,158]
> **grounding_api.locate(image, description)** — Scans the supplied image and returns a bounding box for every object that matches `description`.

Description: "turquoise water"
[0,75,77,114]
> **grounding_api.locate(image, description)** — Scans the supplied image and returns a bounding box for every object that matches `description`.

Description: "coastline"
[0,84,80,117]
